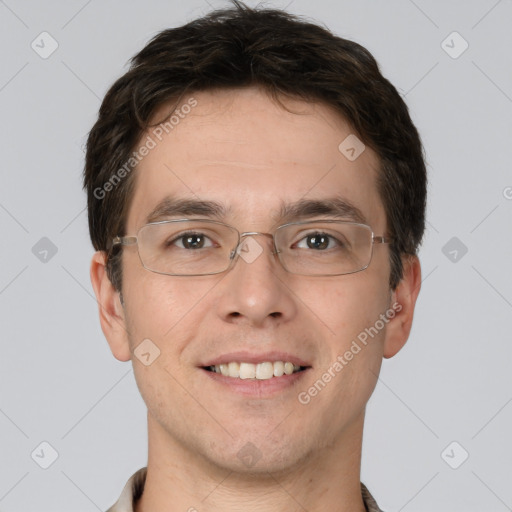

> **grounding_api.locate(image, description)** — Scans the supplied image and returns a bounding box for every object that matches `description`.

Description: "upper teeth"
[208,361,302,380]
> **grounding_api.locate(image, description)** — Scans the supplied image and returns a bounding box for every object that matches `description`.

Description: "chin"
[200,430,314,476]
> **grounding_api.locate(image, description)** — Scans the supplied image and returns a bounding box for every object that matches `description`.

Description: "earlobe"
[89,251,132,362]
[383,255,422,359]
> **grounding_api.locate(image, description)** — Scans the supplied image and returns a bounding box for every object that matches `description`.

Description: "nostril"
[270,312,281,318]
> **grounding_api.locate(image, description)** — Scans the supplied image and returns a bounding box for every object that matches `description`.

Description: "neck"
[135,411,367,512]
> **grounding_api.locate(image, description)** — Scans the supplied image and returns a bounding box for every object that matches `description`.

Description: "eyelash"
[167,231,345,251]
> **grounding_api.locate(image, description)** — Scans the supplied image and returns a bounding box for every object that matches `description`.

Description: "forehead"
[126,86,386,232]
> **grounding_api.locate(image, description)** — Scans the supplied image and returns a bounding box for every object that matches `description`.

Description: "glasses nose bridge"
[239,230,274,239]
[237,231,279,255]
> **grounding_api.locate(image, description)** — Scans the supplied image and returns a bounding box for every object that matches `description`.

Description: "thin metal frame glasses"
[111,218,393,277]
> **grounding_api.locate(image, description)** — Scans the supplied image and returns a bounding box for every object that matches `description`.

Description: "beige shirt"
[105,467,384,512]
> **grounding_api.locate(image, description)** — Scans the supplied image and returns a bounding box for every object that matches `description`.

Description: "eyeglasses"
[111,219,392,277]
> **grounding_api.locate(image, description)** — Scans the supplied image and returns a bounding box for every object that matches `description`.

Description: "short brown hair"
[83,0,427,292]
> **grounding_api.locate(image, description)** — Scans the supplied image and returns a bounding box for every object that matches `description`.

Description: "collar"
[106,467,384,512]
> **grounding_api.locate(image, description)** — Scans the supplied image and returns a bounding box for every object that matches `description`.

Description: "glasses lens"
[276,221,373,275]
[137,220,238,275]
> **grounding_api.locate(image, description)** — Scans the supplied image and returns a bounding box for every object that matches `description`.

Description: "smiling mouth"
[202,361,308,380]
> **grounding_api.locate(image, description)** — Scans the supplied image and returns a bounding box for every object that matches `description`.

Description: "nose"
[214,233,298,328]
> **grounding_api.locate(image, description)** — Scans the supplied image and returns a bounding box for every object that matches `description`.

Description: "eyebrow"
[145,197,228,224]
[278,197,367,224]
[144,196,366,225]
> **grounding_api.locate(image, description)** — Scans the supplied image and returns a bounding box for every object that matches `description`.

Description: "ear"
[89,251,132,362]
[383,254,422,359]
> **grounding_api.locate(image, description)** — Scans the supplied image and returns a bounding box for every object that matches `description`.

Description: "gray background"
[1,0,511,511]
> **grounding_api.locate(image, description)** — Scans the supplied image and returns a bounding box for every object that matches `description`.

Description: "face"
[102,86,408,474]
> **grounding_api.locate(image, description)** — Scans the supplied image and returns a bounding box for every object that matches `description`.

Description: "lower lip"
[200,368,310,397]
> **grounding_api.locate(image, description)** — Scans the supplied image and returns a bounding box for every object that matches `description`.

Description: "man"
[84,2,426,511]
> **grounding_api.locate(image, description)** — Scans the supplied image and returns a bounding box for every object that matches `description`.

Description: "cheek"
[295,271,391,344]
[122,262,223,382]
[122,252,205,339]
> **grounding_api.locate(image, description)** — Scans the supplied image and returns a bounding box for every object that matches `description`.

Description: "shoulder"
[361,482,386,512]
[105,467,147,512]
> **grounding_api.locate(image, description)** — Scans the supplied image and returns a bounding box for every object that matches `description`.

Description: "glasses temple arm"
[111,235,138,248]
[373,235,393,244]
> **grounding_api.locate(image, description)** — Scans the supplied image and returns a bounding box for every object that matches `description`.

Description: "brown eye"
[169,232,214,249]
[296,232,339,250]
[306,234,330,250]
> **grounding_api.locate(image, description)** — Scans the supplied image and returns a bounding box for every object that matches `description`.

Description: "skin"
[90,85,421,512]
